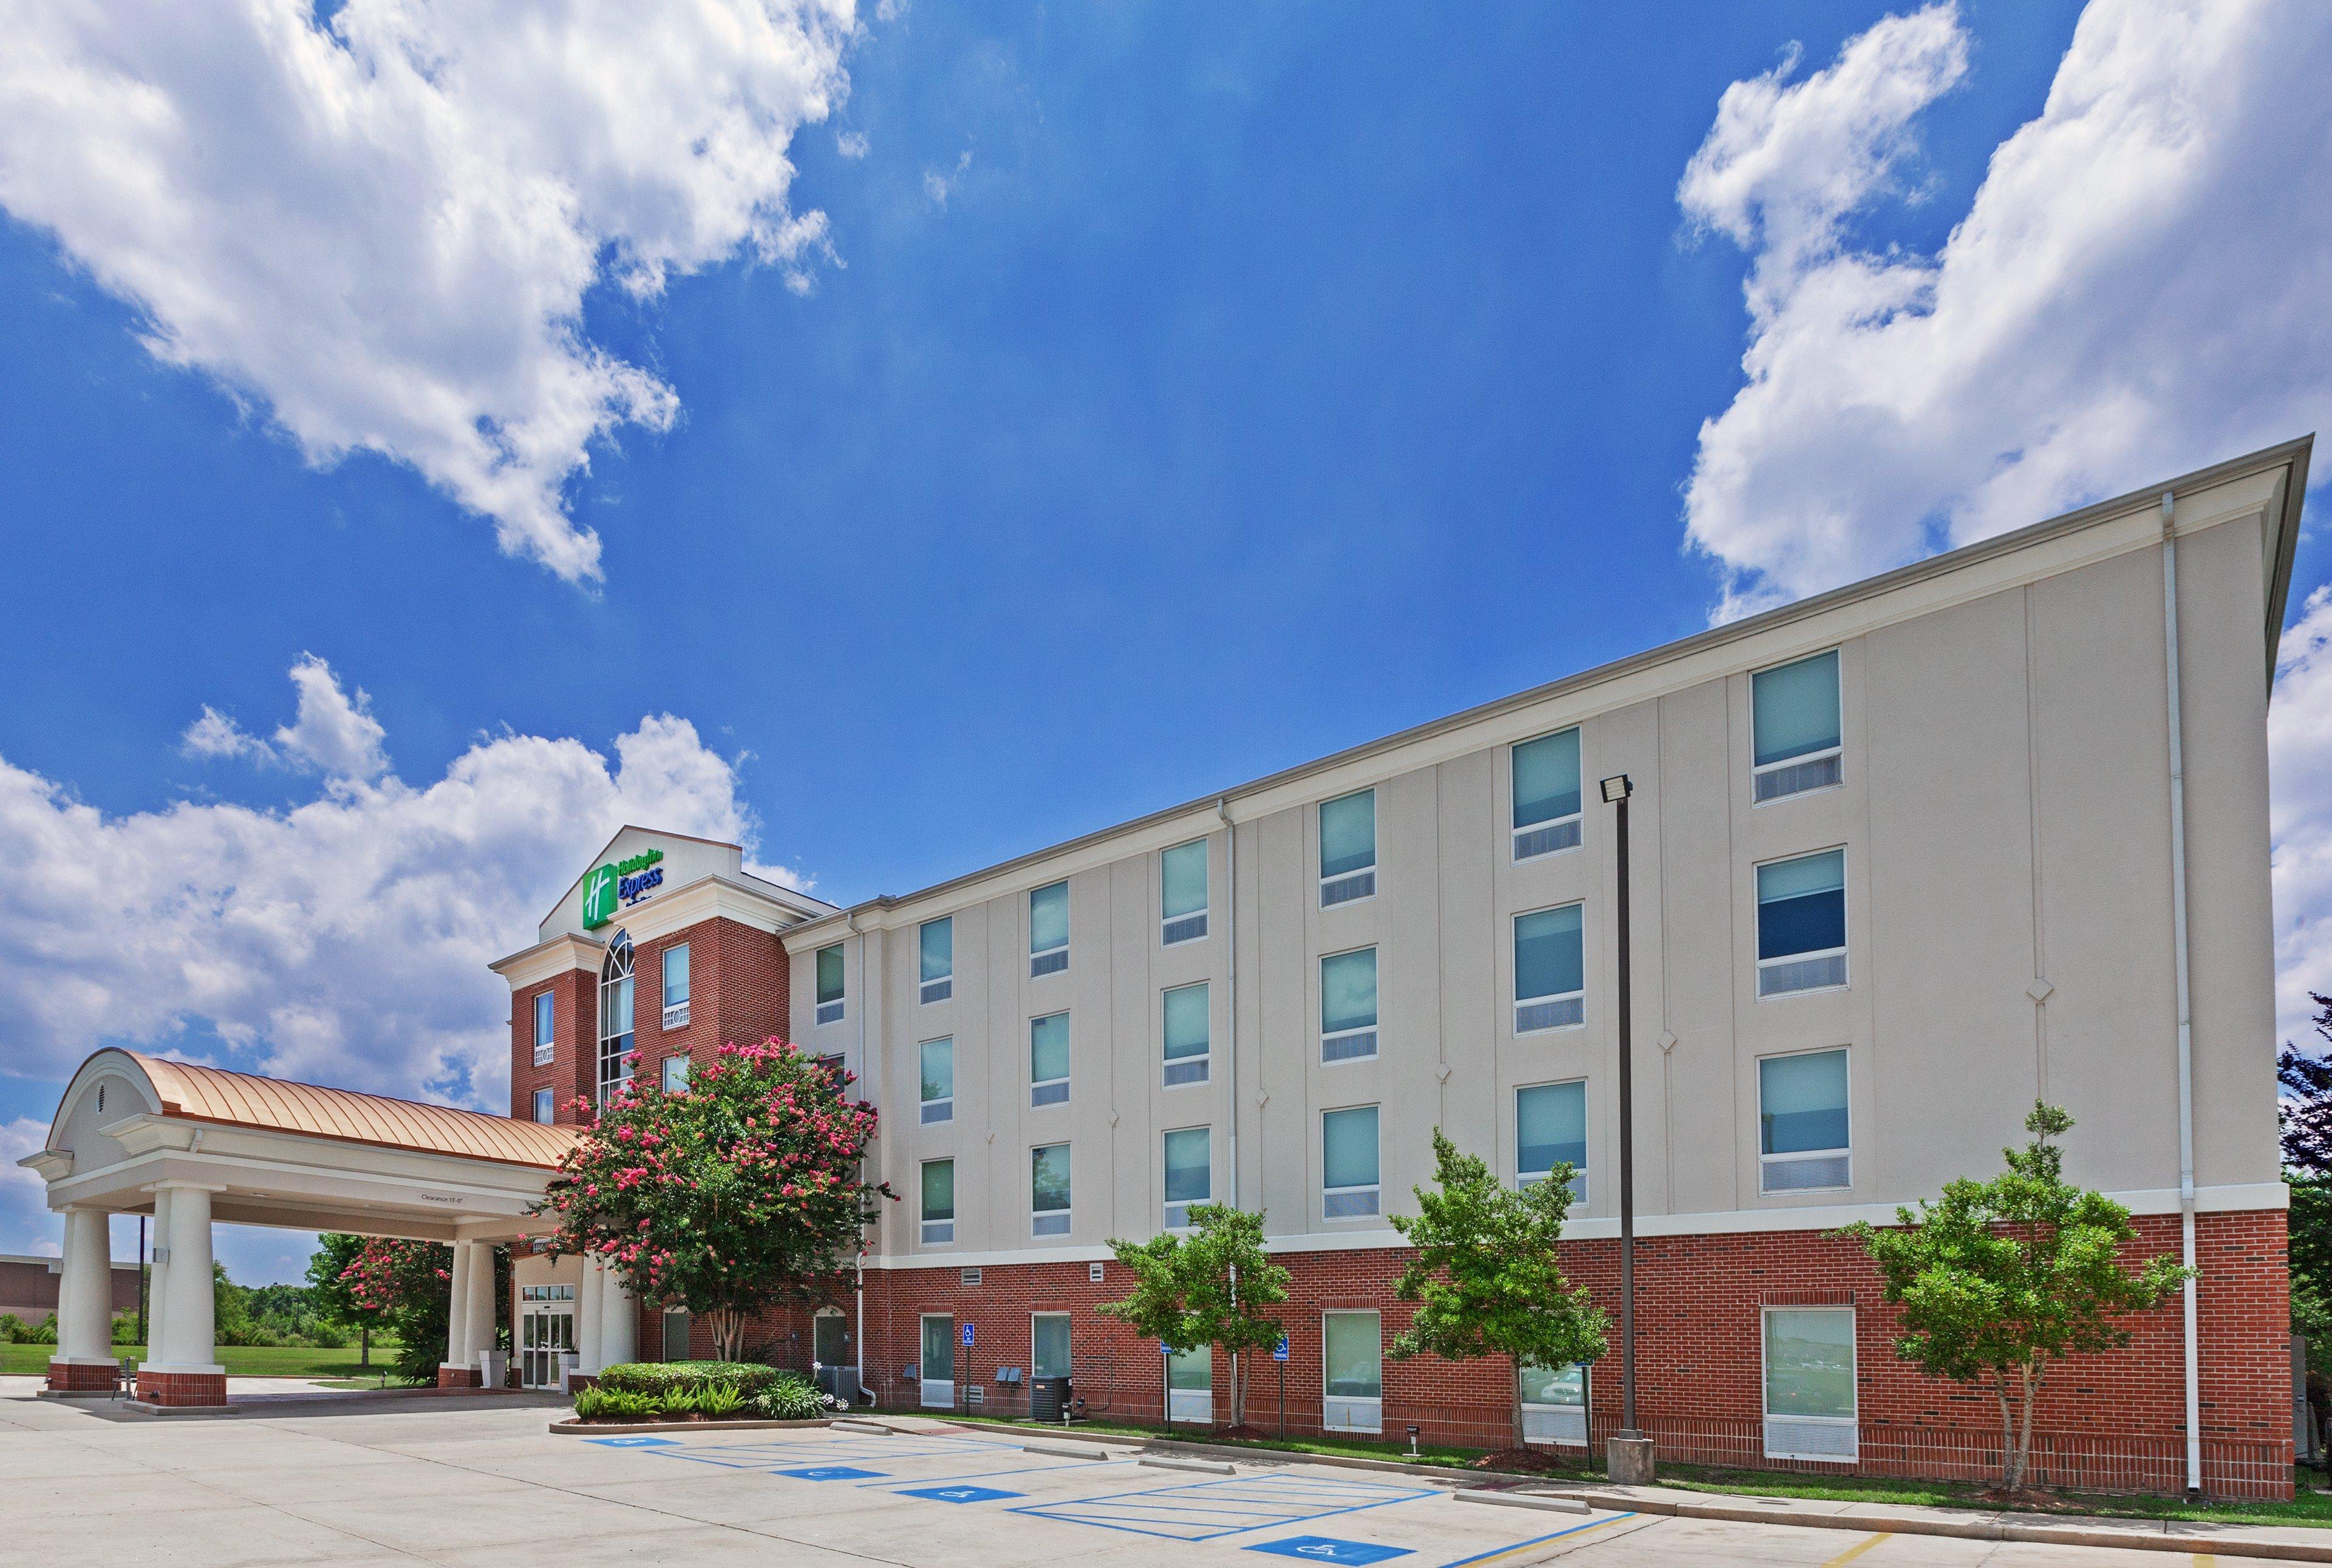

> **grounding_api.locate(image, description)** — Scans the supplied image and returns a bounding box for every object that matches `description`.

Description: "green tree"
[540,1039,890,1362]
[1098,1204,1290,1430]
[308,1234,391,1364]
[1836,1102,2191,1493]
[1386,1128,1608,1451]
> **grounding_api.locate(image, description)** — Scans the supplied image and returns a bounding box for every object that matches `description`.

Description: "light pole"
[1600,772,1655,1484]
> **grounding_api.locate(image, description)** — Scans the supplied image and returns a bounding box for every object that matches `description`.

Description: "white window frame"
[1320,1105,1380,1221]
[1750,649,1846,805]
[1321,1309,1383,1433]
[1031,1142,1072,1238]
[1031,1311,1074,1382]
[919,917,954,1006]
[920,1158,955,1247]
[1161,838,1210,946]
[1512,902,1586,1035]
[1519,1361,1590,1447]
[814,943,847,1026]
[1161,1124,1211,1230]
[1754,847,1850,998]
[531,1087,554,1124]
[660,1054,690,1094]
[1029,882,1071,978]
[1515,1079,1587,1204]
[1761,1305,1860,1462]
[1758,1046,1853,1194]
[1161,981,1211,1088]
[597,932,635,1108]
[1510,728,1584,864]
[919,1037,955,1125]
[1319,945,1379,1064]
[532,991,555,1066]
[1030,1012,1071,1108]
[919,1312,955,1408]
[660,941,690,1031]
[1318,788,1379,908]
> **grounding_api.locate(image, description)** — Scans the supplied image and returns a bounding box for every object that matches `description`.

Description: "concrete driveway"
[0,1377,2303,1567]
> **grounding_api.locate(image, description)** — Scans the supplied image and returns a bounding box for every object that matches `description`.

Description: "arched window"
[599,931,636,1107]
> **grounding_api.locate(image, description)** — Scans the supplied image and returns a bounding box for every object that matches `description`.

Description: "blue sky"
[3,1,2329,1283]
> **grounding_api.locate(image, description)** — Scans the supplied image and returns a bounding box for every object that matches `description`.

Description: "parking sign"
[1273,1336,1289,1362]
[962,1322,975,1347]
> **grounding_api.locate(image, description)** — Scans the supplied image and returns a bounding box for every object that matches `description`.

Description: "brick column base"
[437,1365,483,1389]
[46,1360,117,1394]
[135,1369,228,1408]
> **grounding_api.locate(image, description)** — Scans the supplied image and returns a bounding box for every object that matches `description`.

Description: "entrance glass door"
[920,1314,955,1409]
[519,1284,576,1388]
[1168,1343,1213,1425]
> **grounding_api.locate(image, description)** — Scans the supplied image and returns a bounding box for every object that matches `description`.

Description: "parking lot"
[0,1380,2309,1567]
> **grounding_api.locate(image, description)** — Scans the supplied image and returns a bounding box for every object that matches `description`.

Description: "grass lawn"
[959,1414,2332,1530]
[0,1342,401,1380]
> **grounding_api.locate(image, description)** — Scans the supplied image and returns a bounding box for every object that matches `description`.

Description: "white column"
[145,1187,175,1357]
[443,1240,473,1369]
[599,1260,636,1368]
[462,1242,495,1370]
[56,1207,115,1363]
[149,1184,220,1373]
[575,1253,604,1375]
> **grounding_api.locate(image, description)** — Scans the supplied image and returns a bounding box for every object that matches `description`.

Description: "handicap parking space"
[564,1423,1654,1568]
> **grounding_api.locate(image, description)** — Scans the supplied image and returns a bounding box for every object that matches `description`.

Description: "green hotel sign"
[582,848,666,929]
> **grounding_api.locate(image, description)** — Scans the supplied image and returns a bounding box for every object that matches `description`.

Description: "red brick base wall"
[693,1208,2291,1500]
[46,1360,116,1393]
[437,1365,483,1389]
[135,1369,227,1408]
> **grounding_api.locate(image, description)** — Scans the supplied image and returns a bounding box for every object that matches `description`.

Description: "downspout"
[1218,799,1239,1206]
[849,909,866,1397]
[2161,489,2204,1501]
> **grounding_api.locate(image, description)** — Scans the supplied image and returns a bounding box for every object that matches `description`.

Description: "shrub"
[695,1383,744,1417]
[22,1314,58,1346]
[596,1361,783,1398]
[751,1374,823,1420]
[0,1313,21,1343]
[573,1385,660,1421]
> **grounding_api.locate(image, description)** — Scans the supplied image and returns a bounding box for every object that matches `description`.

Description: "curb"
[550,1416,833,1435]
[933,1419,1562,1487]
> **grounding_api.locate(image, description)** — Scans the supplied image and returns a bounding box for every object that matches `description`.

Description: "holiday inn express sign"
[582,848,664,929]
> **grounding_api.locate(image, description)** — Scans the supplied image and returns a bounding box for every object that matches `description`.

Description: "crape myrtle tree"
[306,1233,389,1366]
[1837,1103,2191,1495]
[1387,1130,1609,1453]
[332,1236,507,1383]
[1100,1204,1290,1430]
[540,1038,892,1363]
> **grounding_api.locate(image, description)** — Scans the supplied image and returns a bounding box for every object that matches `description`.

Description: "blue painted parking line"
[901,1485,1025,1504]
[1011,1474,1437,1542]
[857,1459,1131,1489]
[1248,1537,1414,1566]
[776,1466,887,1481]
[1429,1514,1637,1568]
[583,1436,678,1448]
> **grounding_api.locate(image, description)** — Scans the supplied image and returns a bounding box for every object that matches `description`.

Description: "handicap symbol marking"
[963,1322,975,1347]
[901,1485,1025,1504]
[778,1466,887,1481]
[1247,1538,1413,1566]
[585,1436,678,1447]
[1273,1337,1289,1362]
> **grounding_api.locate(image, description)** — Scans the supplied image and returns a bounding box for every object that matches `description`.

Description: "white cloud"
[1679,0,2332,620]
[923,148,973,208]
[0,1,859,581]
[836,131,870,160]
[1679,0,2332,1042]
[0,658,807,1115]
[180,654,388,780]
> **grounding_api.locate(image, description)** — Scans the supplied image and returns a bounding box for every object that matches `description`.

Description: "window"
[1763,1307,1858,1460]
[1163,1127,1211,1229]
[1512,728,1583,861]
[1322,1105,1380,1219]
[1516,1081,1587,1200]
[1756,848,1848,996]
[919,1314,954,1405]
[1519,1362,1588,1447]
[919,1038,955,1125]
[531,1087,554,1124]
[663,1309,692,1362]
[660,943,690,1031]
[919,917,953,1004]
[1031,1142,1072,1236]
[1320,947,1379,1063]
[1514,904,1585,1032]
[1030,881,1070,977]
[660,1054,690,1094]
[1168,1343,1213,1421]
[1753,650,1843,802]
[1030,1012,1071,1107]
[921,1159,955,1245]
[1319,789,1377,906]
[814,1311,847,1367]
[1322,1310,1383,1432]
[1032,1312,1072,1380]
[598,932,635,1106]
[816,943,846,1026]
[1162,982,1210,1086]
[1162,839,1210,944]
[533,991,555,1066]
[1760,1049,1850,1192]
